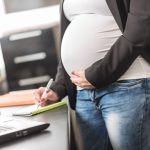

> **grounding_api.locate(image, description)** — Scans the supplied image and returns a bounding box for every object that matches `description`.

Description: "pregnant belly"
[61,14,121,76]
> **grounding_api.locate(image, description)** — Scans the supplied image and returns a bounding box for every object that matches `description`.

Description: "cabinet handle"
[18,75,51,86]
[14,52,46,64]
[9,30,42,41]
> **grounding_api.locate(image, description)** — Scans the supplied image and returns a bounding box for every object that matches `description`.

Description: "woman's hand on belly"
[70,70,95,89]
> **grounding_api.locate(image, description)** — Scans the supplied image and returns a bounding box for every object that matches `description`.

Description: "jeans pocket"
[112,79,143,90]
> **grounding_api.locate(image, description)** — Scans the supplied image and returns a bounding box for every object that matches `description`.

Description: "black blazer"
[51,0,150,109]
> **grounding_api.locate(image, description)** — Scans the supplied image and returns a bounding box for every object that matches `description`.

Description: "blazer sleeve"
[85,11,150,88]
[50,60,67,100]
[50,4,70,99]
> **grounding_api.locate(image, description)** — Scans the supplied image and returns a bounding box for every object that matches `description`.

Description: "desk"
[0,105,69,150]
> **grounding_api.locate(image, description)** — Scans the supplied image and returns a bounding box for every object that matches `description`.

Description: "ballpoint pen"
[37,78,53,108]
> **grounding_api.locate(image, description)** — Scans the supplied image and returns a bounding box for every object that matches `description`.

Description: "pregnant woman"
[34,0,150,150]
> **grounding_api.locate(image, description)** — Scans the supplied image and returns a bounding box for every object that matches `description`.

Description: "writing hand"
[33,87,59,107]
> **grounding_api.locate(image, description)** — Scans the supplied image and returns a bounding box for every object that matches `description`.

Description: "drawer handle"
[18,75,51,86]
[9,30,42,41]
[14,52,46,64]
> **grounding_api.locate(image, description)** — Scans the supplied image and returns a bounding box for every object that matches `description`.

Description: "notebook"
[0,115,50,144]
[12,101,67,116]
[0,89,35,107]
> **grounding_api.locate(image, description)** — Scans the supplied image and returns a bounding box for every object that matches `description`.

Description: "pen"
[37,78,53,108]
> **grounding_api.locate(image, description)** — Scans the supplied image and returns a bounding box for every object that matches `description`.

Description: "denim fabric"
[76,78,150,150]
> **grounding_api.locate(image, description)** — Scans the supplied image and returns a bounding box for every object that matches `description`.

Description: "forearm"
[51,61,67,100]
[85,35,143,88]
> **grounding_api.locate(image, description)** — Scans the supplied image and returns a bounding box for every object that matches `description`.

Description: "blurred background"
[0,0,60,94]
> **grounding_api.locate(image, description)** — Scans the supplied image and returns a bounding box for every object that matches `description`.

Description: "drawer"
[9,75,52,91]
[6,59,57,81]
[1,28,56,58]
[0,28,58,91]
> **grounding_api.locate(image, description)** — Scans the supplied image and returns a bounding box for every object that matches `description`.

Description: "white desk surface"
[0,104,69,150]
[0,5,60,38]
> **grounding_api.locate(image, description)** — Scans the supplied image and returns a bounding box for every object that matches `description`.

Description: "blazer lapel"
[106,0,124,32]
[60,0,63,14]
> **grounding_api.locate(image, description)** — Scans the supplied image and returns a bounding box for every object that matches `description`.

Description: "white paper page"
[12,104,41,116]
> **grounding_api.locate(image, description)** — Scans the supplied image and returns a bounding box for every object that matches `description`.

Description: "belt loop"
[90,89,96,102]
[90,89,100,110]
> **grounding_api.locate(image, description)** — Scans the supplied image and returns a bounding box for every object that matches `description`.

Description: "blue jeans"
[75,78,150,150]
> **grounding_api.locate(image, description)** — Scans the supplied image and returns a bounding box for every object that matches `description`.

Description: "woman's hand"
[33,87,59,107]
[70,70,95,89]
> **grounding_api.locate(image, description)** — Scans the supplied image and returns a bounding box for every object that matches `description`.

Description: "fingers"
[33,87,59,106]
[33,87,50,104]
[71,70,95,89]
[70,74,80,85]
[71,70,82,77]
[33,87,45,104]
[71,70,84,85]
[45,90,58,101]
[71,77,94,88]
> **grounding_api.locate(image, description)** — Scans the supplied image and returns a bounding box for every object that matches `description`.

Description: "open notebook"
[12,101,67,116]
